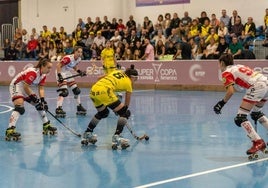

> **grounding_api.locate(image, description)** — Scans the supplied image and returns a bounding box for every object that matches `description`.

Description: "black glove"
[77,69,87,77]
[35,97,48,111]
[29,94,39,104]
[57,73,64,83]
[213,99,226,114]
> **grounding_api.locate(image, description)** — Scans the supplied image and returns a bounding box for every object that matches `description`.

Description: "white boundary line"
[134,157,268,188]
[0,104,13,114]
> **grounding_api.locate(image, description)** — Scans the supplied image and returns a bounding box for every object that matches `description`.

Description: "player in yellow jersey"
[101,40,117,74]
[81,65,138,149]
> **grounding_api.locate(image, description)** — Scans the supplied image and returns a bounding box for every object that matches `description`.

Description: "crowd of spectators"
[2,8,268,61]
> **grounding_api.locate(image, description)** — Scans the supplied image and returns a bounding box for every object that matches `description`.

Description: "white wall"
[20,0,267,34]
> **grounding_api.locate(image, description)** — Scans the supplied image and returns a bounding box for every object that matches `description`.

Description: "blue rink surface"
[1,86,268,188]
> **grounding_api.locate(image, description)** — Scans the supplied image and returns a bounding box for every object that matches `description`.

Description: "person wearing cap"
[93,30,105,47]
[81,64,138,149]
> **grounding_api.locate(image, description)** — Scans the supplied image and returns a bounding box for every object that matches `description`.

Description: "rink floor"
[0,86,268,188]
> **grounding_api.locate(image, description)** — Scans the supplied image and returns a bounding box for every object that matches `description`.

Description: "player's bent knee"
[117,106,131,119]
[72,87,81,95]
[57,88,69,97]
[14,105,25,115]
[250,111,264,122]
[234,114,248,127]
[95,107,110,119]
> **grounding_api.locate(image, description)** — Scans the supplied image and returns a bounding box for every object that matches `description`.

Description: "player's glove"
[29,94,39,104]
[213,99,226,114]
[35,97,48,111]
[116,63,122,69]
[57,73,64,83]
[77,69,87,77]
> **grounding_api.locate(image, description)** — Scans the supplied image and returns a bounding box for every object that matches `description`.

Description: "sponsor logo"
[253,67,268,77]
[23,63,34,70]
[8,65,16,77]
[189,64,205,82]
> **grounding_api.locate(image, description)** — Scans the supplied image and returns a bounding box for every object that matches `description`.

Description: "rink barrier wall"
[0,60,267,91]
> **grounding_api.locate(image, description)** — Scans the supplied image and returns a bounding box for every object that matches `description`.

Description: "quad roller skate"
[81,131,97,146]
[112,134,130,150]
[247,139,268,160]
[76,104,87,116]
[43,121,57,135]
[5,126,21,141]
[55,106,66,118]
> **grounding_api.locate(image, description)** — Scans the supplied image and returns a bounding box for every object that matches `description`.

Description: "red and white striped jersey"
[60,54,81,72]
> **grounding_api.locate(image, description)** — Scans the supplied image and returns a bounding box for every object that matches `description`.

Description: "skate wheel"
[5,137,11,141]
[13,137,18,141]
[254,153,259,159]
[263,149,268,154]
[121,144,130,150]
[112,144,118,150]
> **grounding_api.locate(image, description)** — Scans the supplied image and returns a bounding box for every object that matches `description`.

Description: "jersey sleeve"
[60,56,71,66]
[24,71,37,85]
[222,72,235,88]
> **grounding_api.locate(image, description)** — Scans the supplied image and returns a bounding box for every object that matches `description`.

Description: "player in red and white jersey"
[55,46,87,117]
[6,58,57,140]
[213,54,268,157]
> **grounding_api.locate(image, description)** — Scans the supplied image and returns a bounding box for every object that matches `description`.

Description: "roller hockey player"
[81,64,138,149]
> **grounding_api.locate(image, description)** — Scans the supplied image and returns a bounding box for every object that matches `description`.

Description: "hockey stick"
[46,110,82,137]
[125,122,149,141]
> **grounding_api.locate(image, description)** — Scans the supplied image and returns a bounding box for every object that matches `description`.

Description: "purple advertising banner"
[0,60,267,88]
[136,0,190,7]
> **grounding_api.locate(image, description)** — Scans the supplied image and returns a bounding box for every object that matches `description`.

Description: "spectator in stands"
[165,41,177,57]
[239,17,256,45]
[167,13,180,37]
[122,48,133,60]
[199,18,211,41]
[114,46,123,60]
[141,37,154,60]
[4,42,18,60]
[210,13,220,29]
[21,29,30,46]
[85,17,94,32]
[117,18,126,36]
[198,11,209,25]
[151,29,166,47]
[241,43,256,59]
[181,11,192,27]
[126,15,136,33]
[55,42,64,61]
[202,37,218,59]
[92,17,102,34]
[188,19,200,44]
[195,38,207,60]
[155,39,166,60]
[79,27,89,46]
[26,34,39,59]
[110,18,118,37]
[77,18,85,29]
[51,27,60,43]
[41,25,51,39]
[127,29,139,48]
[63,40,74,55]
[102,16,112,39]
[14,28,22,42]
[228,10,241,32]
[205,27,219,44]
[153,14,164,37]
[217,21,230,44]
[90,43,98,61]
[133,49,141,60]
[163,13,171,37]
[214,37,229,59]
[72,25,82,44]
[110,30,122,48]
[48,41,57,61]
[220,9,230,28]
[31,28,39,40]
[2,38,11,58]
[93,31,106,47]
[165,28,180,49]
[264,8,268,34]
[229,17,243,38]
[15,38,26,60]
[228,35,243,59]
[132,40,144,58]
[173,35,192,60]
[59,26,67,40]
[37,41,49,60]
[189,38,198,59]
[142,16,154,39]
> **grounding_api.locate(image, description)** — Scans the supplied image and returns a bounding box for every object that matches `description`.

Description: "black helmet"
[125,64,138,77]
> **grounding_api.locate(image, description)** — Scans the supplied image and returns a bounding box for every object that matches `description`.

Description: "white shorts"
[9,82,28,100]
[243,80,268,103]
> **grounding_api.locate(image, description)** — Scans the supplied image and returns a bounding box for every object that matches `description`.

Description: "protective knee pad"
[234,114,248,127]
[14,105,25,115]
[117,106,131,119]
[250,111,264,122]
[57,88,69,97]
[95,107,110,119]
[72,87,81,95]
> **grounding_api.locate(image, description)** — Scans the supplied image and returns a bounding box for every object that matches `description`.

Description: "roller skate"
[81,131,97,146]
[76,104,87,116]
[112,134,130,150]
[55,106,66,118]
[247,139,268,160]
[43,121,57,135]
[5,126,21,141]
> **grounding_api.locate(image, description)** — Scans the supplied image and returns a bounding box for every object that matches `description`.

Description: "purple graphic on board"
[136,0,190,7]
